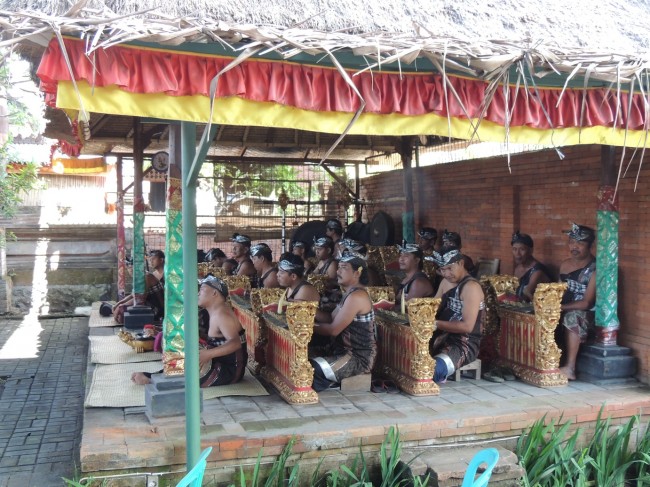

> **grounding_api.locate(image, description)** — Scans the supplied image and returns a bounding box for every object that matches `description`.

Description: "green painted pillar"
[595,185,620,345]
[181,122,201,469]
[162,136,186,377]
[132,118,146,299]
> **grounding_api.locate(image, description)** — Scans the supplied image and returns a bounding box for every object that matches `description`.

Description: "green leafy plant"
[235,437,299,487]
[585,410,638,486]
[516,415,584,487]
[516,408,650,487]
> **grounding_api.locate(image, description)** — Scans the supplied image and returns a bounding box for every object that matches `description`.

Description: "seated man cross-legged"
[429,248,485,383]
[132,276,248,387]
[310,254,377,392]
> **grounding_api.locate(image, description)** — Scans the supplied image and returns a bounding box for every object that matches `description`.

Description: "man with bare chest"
[131,276,247,387]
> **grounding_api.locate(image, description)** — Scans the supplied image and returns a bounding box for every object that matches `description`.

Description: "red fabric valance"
[38,37,648,131]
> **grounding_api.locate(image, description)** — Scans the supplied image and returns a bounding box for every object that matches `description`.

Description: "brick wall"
[360,144,650,383]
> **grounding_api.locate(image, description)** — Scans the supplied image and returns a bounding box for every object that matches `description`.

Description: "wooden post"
[116,155,126,299]
[398,137,415,243]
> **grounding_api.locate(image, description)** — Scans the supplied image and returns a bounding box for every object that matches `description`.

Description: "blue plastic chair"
[461,448,500,487]
[176,447,213,487]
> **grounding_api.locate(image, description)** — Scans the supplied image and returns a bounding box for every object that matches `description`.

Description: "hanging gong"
[369,211,395,246]
[345,221,370,244]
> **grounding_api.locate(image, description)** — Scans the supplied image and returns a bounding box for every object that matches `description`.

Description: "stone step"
[400,445,525,487]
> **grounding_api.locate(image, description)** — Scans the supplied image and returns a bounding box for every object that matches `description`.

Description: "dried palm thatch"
[1,0,650,188]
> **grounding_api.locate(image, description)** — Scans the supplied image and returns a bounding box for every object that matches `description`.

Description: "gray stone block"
[150,374,186,391]
[144,378,204,420]
[577,344,637,382]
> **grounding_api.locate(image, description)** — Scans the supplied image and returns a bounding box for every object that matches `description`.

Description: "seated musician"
[441,230,475,276]
[132,276,247,387]
[204,247,226,266]
[310,254,377,391]
[417,227,438,254]
[510,231,551,302]
[313,237,338,282]
[231,233,256,279]
[222,258,237,276]
[558,223,596,381]
[113,249,165,324]
[395,243,433,310]
[250,243,280,289]
[276,254,321,303]
[429,248,485,383]
[431,230,475,297]
[325,218,345,259]
[338,238,368,258]
[291,240,315,275]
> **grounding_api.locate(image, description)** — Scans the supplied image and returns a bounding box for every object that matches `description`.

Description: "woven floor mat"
[85,364,268,408]
[89,335,162,364]
[88,302,119,328]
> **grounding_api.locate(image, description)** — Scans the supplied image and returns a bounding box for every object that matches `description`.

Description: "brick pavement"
[0,315,87,487]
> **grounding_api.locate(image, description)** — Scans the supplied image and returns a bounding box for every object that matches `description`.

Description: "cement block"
[150,374,186,391]
[144,385,203,420]
[577,345,637,381]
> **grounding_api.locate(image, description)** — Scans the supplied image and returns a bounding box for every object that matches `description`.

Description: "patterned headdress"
[199,275,229,298]
[511,230,534,248]
[398,243,423,259]
[427,248,464,267]
[230,233,252,246]
[278,258,304,274]
[250,243,272,259]
[441,230,462,249]
[566,223,596,243]
[313,236,334,250]
[326,219,343,233]
[418,227,437,241]
[340,238,367,255]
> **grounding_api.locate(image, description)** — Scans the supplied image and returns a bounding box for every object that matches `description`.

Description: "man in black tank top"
[511,231,550,302]
[395,243,433,310]
[230,233,256,279]
[429,248,485,383]
[276,254,320,303]
[251,243,279,289]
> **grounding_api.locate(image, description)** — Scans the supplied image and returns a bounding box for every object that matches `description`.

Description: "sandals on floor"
[483,370,505,383]
[483,367,517,383]
[371,379,400,393]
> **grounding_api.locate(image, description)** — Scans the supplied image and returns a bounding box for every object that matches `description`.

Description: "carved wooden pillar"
[132,118,146,303]
[163,125,186,375]
[116,155,126,299]
[595,146,620,345]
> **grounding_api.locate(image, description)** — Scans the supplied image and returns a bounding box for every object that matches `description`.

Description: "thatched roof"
[2,0,649,165]
[2,0,649,85]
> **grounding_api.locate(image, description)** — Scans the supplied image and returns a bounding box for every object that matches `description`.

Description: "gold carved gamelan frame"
[374,297,440,396]
[230,288,285,375]
[484,276,568,387]
[260,301,319,405]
